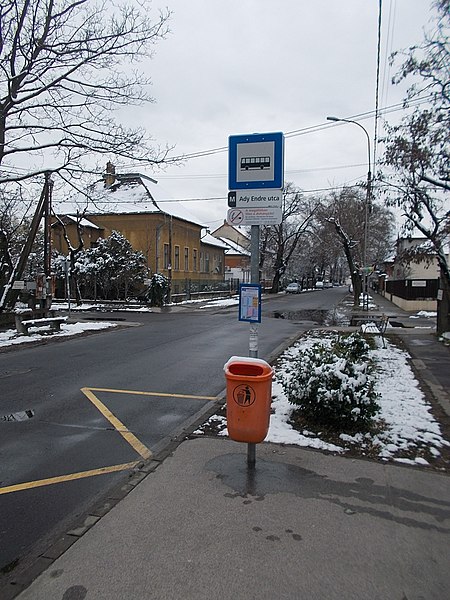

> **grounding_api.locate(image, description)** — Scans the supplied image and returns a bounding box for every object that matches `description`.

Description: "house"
[380,237,446,311]
[52,214,103,251]
[211,220,277,288]
[219,237,251,286]
[211,221,251,250]
[211,221,251,287]
[52,164,225,295]
[200,233,229,276]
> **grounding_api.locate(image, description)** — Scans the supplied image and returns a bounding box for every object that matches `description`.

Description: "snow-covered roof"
[211,222,250,240]
[217,237,251,256]
[80,175,206,228]
[201,233,229,249]
[62,215,102,229]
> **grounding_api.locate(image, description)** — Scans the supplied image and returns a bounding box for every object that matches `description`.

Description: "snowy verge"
[195,332,449,469]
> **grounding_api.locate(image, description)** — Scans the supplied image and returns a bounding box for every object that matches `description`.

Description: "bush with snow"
[145,273,168,307]
[280,332,380,430]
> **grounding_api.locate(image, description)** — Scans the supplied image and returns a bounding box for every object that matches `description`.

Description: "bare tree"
[382,0,449,333]
[259,183,320,293]
[318,187,395,306]
[0,0,171,185]
[0,186,34,288]
[53,211,86,304]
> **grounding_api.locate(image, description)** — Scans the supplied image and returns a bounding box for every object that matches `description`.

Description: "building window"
[193,248,198,272]
[174,245,180,271]
[163,243,169,269]
[184,247,189,271]
[205,252,210,273]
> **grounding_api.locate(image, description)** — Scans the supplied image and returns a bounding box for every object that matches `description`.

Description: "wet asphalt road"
[0,288,348,580]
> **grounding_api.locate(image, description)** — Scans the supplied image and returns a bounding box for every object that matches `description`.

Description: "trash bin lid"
[224,356,273,377]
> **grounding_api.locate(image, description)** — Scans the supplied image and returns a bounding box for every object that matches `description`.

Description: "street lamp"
[327,116,371,310]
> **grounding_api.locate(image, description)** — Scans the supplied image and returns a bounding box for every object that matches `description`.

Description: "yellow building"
[52,167,225,295]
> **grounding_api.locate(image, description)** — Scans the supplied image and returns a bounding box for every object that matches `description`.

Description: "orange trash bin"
[224,356,273,443]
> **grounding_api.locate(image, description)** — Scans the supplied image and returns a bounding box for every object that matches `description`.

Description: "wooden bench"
[359,314,389,348]
[15,314,68,336]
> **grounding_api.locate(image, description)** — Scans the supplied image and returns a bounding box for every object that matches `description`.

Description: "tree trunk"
[437,273,450,335]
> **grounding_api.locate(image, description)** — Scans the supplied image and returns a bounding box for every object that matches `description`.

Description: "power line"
[153,95,432,163]
[52,177,369,210]
[1,94,432,182]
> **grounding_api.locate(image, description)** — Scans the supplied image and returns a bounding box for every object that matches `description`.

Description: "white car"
[285,282,301,294]
[315,281,324,289]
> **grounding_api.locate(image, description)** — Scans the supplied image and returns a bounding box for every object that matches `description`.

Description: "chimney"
[104,161,116,187]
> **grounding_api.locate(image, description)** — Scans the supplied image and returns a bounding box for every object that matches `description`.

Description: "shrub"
[145,273,168,307]
[281,332,380,430]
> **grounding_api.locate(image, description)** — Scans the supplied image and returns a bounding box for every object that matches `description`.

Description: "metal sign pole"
[248,224,260,467]
[249,224,260,359]
[228,131,284,470]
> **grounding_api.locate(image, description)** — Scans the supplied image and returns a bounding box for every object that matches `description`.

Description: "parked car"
[315,281,324,289]
[324,281,333,288]
[285,282,301,294]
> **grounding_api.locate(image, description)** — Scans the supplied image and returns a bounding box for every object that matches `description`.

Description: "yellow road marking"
[81,388,152,460]
[0,462,138,496]
[87,387,217,401]
[3,387,215,495]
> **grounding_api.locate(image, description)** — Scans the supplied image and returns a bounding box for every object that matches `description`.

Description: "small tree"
[77,231,147,300]
[145,273,168,307]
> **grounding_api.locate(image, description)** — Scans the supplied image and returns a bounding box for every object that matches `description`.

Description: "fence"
[385,278,439,300]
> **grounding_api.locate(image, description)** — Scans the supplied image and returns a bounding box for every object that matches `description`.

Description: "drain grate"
[1,409,35,422]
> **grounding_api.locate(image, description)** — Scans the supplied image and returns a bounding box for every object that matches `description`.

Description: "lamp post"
[327,116,371,310]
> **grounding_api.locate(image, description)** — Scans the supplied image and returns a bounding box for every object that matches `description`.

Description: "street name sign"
[228,132,284,190]
[228,189,282,208]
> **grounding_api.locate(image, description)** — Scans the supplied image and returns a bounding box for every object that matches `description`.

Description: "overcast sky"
[106,0,434,231]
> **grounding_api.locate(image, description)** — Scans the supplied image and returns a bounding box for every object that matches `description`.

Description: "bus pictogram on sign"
[240,156,271,171]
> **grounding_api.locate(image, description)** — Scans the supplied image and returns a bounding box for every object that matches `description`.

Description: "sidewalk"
[356,292,450,418]
[6,293,450,600]
[11,437,450,600]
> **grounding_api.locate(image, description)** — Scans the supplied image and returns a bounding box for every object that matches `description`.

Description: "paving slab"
[15,437,450,600]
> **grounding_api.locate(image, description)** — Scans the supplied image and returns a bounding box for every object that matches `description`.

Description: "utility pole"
[43,171,53,278]
[0,173,52,312]
[167,215,173,303]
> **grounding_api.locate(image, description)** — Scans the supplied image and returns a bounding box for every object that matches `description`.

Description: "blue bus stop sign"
[228,132,284,190]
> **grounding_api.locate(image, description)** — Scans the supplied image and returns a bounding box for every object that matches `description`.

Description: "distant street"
[0,287,348,580]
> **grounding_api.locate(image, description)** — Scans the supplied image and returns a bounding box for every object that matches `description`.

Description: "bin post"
[247,442,256,467]
[249,224,260,464]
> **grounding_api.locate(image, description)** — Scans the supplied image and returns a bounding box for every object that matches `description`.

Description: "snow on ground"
[198,298,239,309]
[196,330,449,467]
[0,297,239,349]
[0,321,117,348]
[51,297,240,312]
